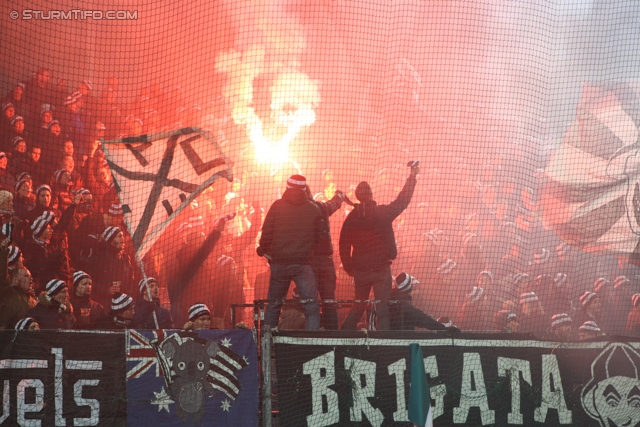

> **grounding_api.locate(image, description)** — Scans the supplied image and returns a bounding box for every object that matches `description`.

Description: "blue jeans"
[265,264,320,330]
[341,264,393,330]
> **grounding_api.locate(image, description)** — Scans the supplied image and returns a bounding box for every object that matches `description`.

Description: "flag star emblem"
[221,337,232,348]
[151,387,174,413]
[221,399,231,412]
[243,355,249,365]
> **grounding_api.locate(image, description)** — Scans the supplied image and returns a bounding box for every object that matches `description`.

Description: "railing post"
[261,324,272,427]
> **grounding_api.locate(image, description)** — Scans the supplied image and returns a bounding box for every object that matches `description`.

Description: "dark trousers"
[265,263,320,330]
[341,264,393,330]
[312,254,338,330]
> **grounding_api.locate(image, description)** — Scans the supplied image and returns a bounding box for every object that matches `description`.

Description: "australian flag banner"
[125,328,258,426]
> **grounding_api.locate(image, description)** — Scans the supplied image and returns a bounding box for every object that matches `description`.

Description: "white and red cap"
[286,175,306,190]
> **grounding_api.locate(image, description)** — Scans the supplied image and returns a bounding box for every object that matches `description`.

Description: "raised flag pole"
[408,343,433,427]
[136,252,161,330]
[102,127,234,330]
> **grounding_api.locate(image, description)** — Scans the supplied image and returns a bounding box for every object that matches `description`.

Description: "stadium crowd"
[1,67,639,343]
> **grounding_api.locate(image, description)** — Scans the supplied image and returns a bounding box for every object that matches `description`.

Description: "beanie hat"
[512,273,530,287]
[633,293,640,308]
[354,181,373,202]
[594,277,610,293]
[16,172,31,183]
[11,137,24,147]
[188,303,210,321]
[15,317,37,330]
[533,248,550,264]
[395,272,417,293]
[54,169,69,183]
[111,293,134,312]
[438,259,457,274]
[468,286,484,303]
[74,188,91,197]
[45,279,67,297]
[477,271,494,285]
[579,321,601,333]
[1,102,13,112]
[493,310,517,329]
[138,277,157,294]
[286,175,306,190]
[551,313,572,330]
[520,291,538,305]
[8,246,21,266]
[107,204,124,216]
[102,226,121,244]
[2,222,13,240]
[73,270,91,288]
[63,93,81,106]
[47,120,60,130]
[10,116,24,127]
[35,184,51,197]
[580,291,598,307]
[614,275,631,289]
[14,179,29,193]
[31,211,55,237]
[554,273,568,288]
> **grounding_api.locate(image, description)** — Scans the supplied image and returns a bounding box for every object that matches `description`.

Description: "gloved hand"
[256,246,266,257]
[335,190,346,201]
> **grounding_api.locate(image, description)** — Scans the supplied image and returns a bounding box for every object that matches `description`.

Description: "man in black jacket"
[134,277,174,329]
[306,186,345,330]
[95,292,136,330]
[389,272,457,332]
[257,175,326,330]
[69,270,105,329]
[26,279,75,329]
[340,163,418,330]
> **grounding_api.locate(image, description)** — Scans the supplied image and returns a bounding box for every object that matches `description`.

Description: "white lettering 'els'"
[0,348,102,426]
[345,357,384,427]
[453,352,495,425]
[303,351,339,427]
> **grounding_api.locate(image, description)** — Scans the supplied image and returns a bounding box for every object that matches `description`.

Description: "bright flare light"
[250,71,319,166]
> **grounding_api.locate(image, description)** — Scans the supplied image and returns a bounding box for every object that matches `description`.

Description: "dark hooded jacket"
[258,188,326,265]
[312,193,343,256]
[389,288,449,331]
[69,293,105,330]
[26,292,75,329]
[339,175,416,274]
[133,296,174,329]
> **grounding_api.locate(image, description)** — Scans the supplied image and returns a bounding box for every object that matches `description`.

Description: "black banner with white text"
[274,332,640,427]
[0,331,126,427]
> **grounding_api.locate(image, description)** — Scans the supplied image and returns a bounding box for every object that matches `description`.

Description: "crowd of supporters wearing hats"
[4,68,640,339]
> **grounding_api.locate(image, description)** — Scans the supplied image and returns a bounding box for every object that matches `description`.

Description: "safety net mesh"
[1,0,640,395]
